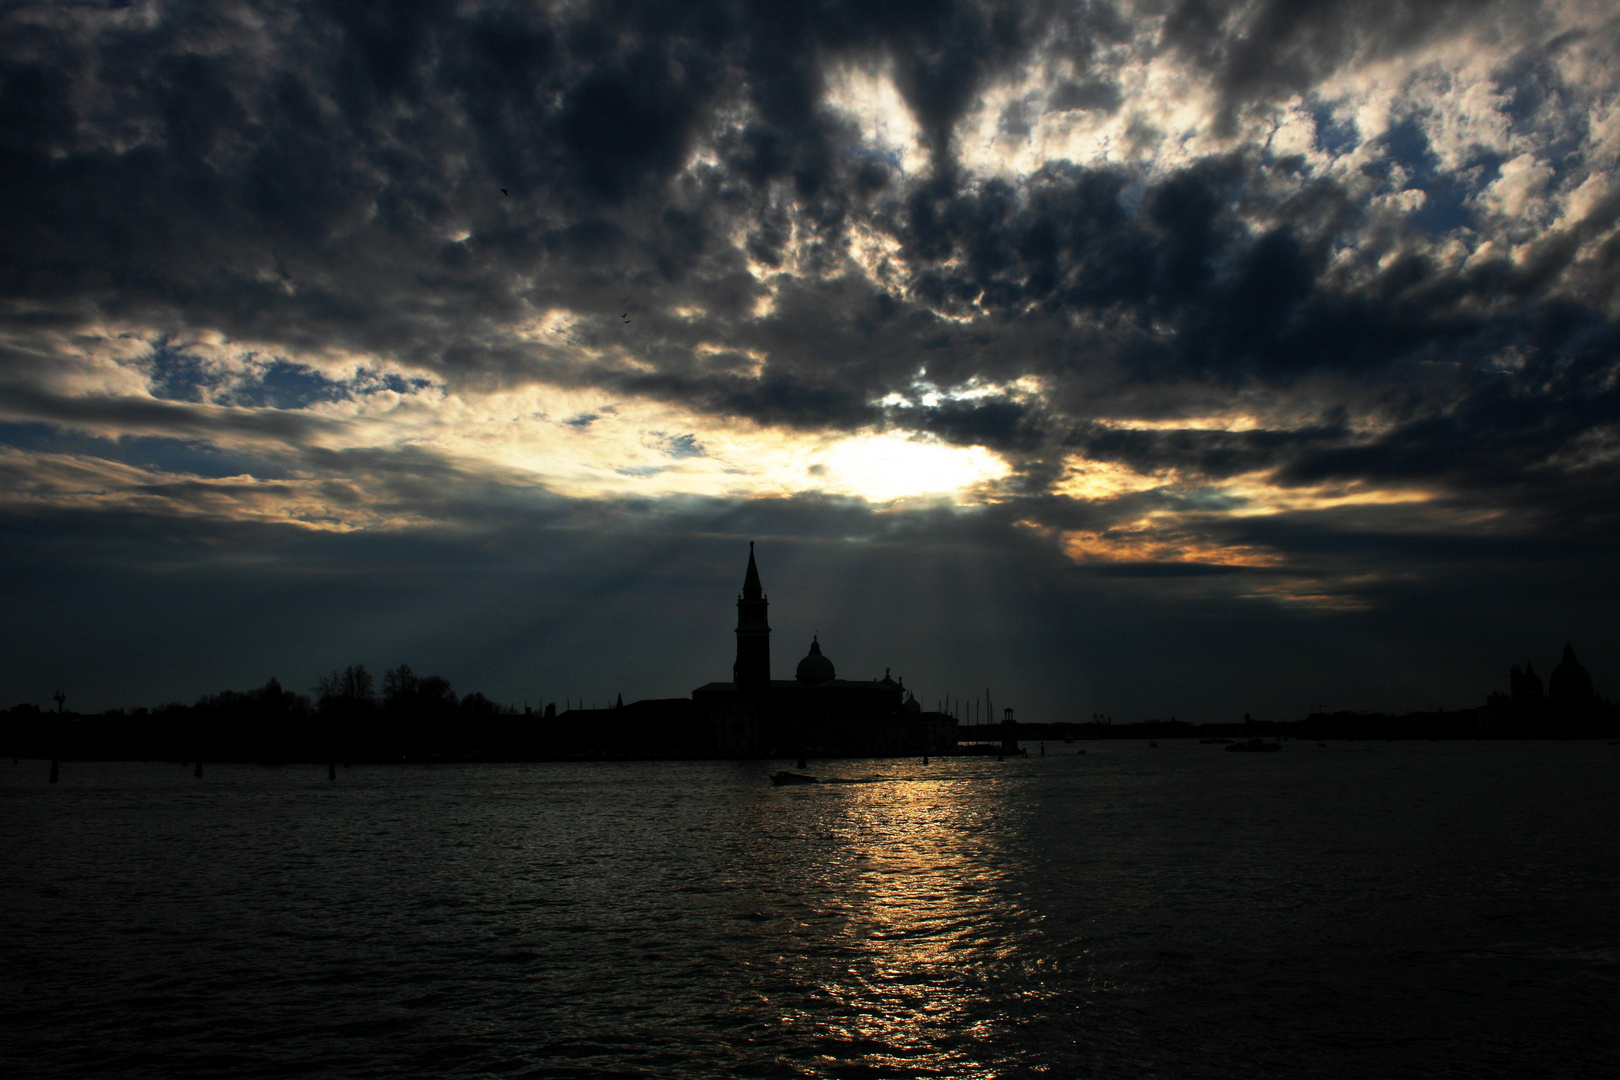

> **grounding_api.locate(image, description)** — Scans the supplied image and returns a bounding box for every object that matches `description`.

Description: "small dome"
[796,635,836,684]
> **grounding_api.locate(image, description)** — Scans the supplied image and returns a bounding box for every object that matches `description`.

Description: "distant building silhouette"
[734,543,771,686]
[1549,641,1596,710]
[546,545,958,758]
[1484,640,1607,733]
[687,545,955,757]
[1509,661,1544,702]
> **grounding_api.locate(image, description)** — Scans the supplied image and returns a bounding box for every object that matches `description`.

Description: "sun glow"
[814,434,1010,503]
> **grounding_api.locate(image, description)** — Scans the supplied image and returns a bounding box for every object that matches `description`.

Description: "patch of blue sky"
[566,413,600,428]
[1309,100,1359,158]
[1407,175,1476,235]
[660,433,705,459]
[0,421,284,480]
[147,348,436,411]
[1365,116,1480,236]
[364,370,438,397]
[843,142,906,175]
[616,464,672,478]
[1379,116,1434,175]
[0,420,75,452]
[118,435,287,479]
[146,345,214,403]
[146,345,339,409]
[222,359,354,409]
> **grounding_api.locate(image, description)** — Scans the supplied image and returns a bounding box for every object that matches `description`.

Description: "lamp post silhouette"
[49,690,64,782]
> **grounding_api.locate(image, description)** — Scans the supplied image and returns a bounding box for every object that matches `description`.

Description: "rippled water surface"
[4,742,1617,1078]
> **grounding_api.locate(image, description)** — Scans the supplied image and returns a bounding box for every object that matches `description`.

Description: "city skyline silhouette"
[5,541,1612,766]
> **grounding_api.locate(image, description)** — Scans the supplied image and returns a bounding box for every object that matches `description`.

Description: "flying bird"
[501,188,509,196]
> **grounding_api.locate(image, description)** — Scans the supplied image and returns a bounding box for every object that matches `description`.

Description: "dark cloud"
[0,0,1601,424]
[559,51,713,203]
[907,396,1046,453]
[1063,414,1352,480]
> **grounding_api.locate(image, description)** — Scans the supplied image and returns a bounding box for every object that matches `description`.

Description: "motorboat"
[771,770,818,786]
[1226,739,1281,752]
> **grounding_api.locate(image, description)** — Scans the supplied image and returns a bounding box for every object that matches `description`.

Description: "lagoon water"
[3,742,1616,1079]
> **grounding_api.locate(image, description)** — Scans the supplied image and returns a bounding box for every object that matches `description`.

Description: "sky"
[2,0,1619,723]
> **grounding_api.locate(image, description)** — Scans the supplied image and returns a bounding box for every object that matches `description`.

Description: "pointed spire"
[742,540,763,599]
[808,633,821,655]
[1563,640,1577,664]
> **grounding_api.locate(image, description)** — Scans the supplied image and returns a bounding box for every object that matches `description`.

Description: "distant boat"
[771,771,817,786]
[1226,739,1281,753]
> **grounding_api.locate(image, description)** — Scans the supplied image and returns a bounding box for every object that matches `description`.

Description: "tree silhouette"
[318,665,376,707]
[383,664,419,703]
[382,664,458,758]
[316,665,378,761]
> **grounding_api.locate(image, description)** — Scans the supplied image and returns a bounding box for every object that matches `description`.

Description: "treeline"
[1,664,563,763]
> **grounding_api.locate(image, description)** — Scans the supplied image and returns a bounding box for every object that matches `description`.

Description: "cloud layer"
[3,0,1618,715]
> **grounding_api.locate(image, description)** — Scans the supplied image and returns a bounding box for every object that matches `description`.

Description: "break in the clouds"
[3,0,1619,717]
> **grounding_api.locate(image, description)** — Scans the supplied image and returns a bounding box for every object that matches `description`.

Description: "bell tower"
[734,542,771,686]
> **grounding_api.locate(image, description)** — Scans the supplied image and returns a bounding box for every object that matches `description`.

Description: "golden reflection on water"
[723,762,1048,1076]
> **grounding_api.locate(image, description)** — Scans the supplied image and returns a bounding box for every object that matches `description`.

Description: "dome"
[796,635,836,684]
[1550,641,1594,705]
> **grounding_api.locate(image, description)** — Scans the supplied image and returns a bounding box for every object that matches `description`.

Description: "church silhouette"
[690,543,955,757]
[601,544,957,758]
[1480,640,1605,732]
